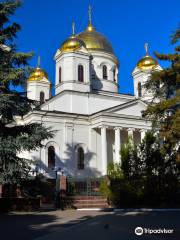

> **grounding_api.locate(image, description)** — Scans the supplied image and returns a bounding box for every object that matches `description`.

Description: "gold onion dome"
[28,57,48,81]
[60,22,86,52]
[28,67,48,81]
[77,22,114,55]
[137,43,158,70]
[60,6,114,55]
[60,35,86,52]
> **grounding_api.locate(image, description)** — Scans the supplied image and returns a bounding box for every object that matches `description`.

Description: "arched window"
[78,65,84,82]
[103,65,107,79]
[59,67,62,83]
[40,91,45,104]
[77,147,84,170]
[138,82,142,97]
[113,68,116,82]
[48,146,55,169]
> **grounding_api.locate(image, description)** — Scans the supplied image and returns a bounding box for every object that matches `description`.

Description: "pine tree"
[143,25,180,161]
[0,1,53,185]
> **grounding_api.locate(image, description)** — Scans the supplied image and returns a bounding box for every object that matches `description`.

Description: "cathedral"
[21,8,161,179]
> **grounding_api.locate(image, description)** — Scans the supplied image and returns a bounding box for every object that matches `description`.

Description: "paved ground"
[0,210,180,240]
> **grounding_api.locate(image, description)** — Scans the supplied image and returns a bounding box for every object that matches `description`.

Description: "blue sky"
[11,0,180,94]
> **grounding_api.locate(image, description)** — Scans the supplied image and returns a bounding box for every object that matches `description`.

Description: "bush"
[105,132,180,208]
[0,197,40,213]
[99,178,111,198]
[21,174,55,200]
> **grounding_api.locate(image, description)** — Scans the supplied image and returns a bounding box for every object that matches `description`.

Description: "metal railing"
[66,177,103,196]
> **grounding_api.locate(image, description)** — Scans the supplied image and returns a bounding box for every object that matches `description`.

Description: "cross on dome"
[37,55,41,67]
[144,43,149,55]
[72,21,75,35]
[88,4,92,24]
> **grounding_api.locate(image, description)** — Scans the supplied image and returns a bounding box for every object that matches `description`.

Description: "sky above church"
[12,0,180,94]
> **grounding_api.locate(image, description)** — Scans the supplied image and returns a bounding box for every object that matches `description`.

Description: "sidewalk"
[0,210,107,240]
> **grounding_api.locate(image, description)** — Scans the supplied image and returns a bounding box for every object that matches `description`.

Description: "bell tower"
[54,22,91,95]
[27,57,51,103]
[132,43,161,101]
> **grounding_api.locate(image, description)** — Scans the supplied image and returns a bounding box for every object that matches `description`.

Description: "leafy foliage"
[143,25,180,161]
[21,174,55,199]
[104,132,179,207]
[0,1,53,185]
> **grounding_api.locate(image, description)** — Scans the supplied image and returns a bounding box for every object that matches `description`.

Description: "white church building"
[21,9,161,179]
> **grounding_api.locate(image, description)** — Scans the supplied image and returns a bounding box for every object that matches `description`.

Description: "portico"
[97,125,148,175]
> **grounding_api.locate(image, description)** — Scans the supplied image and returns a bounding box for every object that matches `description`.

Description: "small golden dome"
[137,43,158,70]
[60,35,86,52]
[77,23,114,55]
[28,67,48,81]
[137,55,158,70]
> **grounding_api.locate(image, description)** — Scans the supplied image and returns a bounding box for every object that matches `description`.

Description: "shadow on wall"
[90,62,103,91]
[32,142,101,178]
[63,142,101,178]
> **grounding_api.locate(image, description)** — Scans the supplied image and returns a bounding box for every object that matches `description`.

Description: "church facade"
[21,12,161,179]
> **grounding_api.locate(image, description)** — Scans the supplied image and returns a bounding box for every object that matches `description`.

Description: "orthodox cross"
[144,43,149,55]
[72,21,75,35]
[37,56,41,67]
[88,4,92,24]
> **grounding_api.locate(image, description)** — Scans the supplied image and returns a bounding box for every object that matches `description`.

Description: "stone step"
[67,196,106,200]
[63,195,109,209]
[72,200,108,204]
[73,203,109,209]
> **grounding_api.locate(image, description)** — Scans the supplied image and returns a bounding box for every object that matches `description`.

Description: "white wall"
[55,51,91,94]
[41,91,135,115]
[90,51,118,92]
[27,78,50,101]
[132,65,162,101]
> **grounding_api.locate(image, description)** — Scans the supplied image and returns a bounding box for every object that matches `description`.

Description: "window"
[138,82,142,97]
[113,69,116,82]
[77,147,84,170]
[59,67,62,83]
[48,146,55,169]
[78,65,84,82]
[103,65,107,79]
[40,91,45,104]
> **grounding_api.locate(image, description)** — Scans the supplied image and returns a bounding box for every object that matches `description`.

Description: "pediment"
[105,100,147,117]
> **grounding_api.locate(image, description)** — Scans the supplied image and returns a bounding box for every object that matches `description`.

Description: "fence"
[66,177,103,196]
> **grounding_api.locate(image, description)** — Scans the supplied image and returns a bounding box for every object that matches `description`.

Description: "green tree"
[143,25,180,161]
[121,137,142,182]
[138,132,179,205]
[0,1,53,185]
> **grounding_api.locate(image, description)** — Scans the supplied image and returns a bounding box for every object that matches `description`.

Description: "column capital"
[100,125,108,129]
[139,129,147,132]
[114,126,123,130]
[127,128,135,132]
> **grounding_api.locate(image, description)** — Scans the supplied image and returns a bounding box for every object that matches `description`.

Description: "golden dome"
[77,23,114,55]
[60,35,86,52]
[28,67,48,81]
[137,55,158,70]
[137,43,158,70]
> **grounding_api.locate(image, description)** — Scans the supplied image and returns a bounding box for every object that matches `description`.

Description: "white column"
[128,128,134,142]
[101,126,107,175]
[140,129,146,142]
[115,127,122,165]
